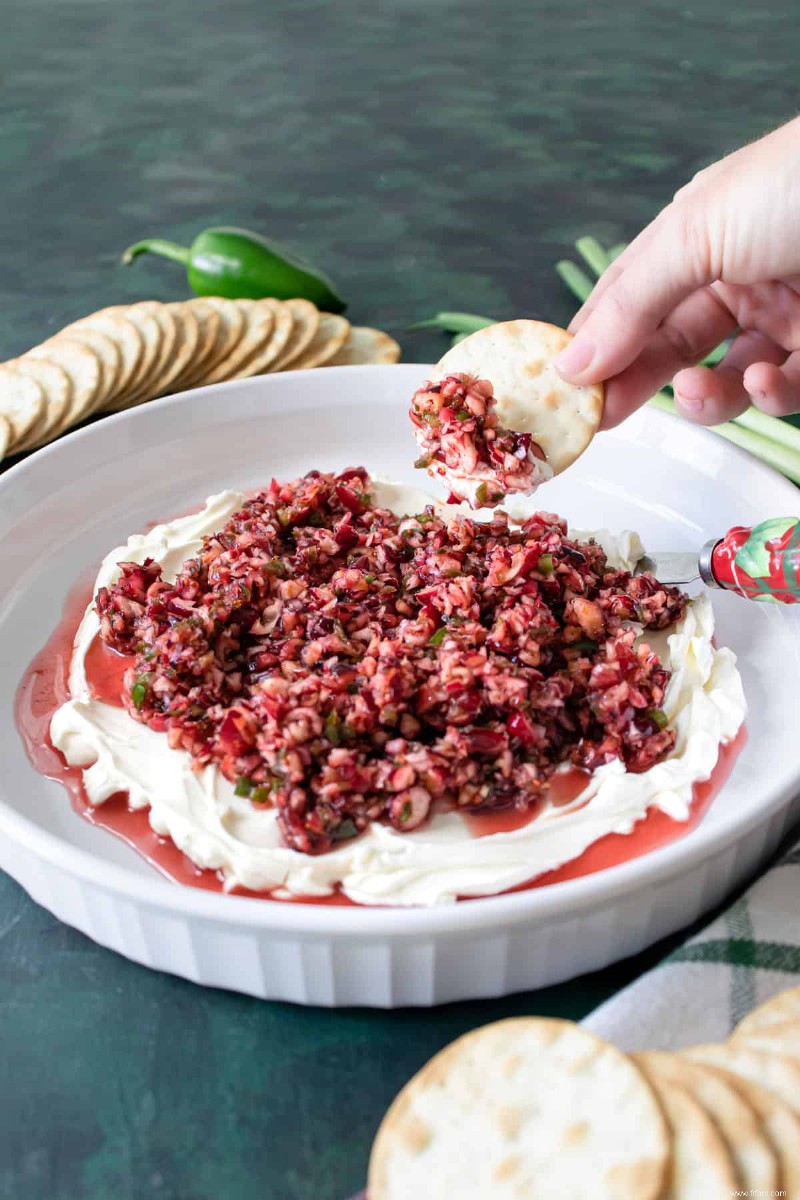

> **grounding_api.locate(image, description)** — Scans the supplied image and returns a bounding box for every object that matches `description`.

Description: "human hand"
[555,117,800,428]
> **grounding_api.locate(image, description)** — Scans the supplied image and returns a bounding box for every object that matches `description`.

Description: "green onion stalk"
[413,238,800,486]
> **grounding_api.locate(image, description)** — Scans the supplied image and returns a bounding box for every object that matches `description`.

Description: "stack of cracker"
[0,298,400,462]
[367,985,800,1198]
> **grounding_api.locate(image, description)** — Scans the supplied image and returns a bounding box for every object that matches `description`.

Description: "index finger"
[569,217,663,333]
[556,203,714,385]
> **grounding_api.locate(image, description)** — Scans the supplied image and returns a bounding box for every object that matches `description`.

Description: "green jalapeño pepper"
[121,225,347,312]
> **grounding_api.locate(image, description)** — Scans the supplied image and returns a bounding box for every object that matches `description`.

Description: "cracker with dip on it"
[410,319,604,507]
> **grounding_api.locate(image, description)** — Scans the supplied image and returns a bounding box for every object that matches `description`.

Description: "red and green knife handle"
[702,517,800,603]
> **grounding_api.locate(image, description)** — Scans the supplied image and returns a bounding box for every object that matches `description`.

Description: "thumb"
[555,203,715,385]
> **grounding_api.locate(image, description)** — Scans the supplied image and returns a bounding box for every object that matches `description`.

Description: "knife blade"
[634,517,800,603]
[636,550,707,587]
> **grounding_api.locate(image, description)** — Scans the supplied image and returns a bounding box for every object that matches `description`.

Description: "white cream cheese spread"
[50,484,746,906]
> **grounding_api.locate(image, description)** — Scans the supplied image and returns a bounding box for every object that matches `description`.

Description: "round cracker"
[26,337,102,429]
[0,413,11,461]
[270,299,320,370]
[682,1043,800,1117]
[235,297,293,376]
[283,312,350,370]
[430,319,604,476]
[123,300,178,407]
[368,1018,669,1200]
[179,297,246,390]
[699,1064,800,1197]
[168,299,221,391]
[0,366,45,447]
[636,1052,778,1192]
[735,987,800,1039]
[151,302,201,398]
[324,325,401,366]
[9,358,71,452]
[201,299,276,384]
[636,1071,738,1196]
[733,1019,800,1063]
[105,302,164,411]
[61,326,122,409]
[188,295,253,384]
[64,307,144,401]
[231,299,294,378]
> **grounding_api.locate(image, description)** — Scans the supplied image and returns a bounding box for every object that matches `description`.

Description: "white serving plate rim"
[1,365,797,936]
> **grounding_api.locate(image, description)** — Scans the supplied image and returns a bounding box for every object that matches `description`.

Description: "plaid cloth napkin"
[584,831,800,1050]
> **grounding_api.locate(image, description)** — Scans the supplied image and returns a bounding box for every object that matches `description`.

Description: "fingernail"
[676,390,704,413]
[555,335,595,379]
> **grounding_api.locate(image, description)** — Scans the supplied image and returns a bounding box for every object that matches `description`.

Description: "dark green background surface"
[2,2,799,1197]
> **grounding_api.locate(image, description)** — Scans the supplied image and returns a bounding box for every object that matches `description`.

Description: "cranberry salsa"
[96,469,687,856]
[410,373,551,506]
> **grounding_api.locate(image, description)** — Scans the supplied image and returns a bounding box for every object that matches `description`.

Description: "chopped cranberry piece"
[335,484,364,513]
[410,373,550,507]
[507,712,538,747]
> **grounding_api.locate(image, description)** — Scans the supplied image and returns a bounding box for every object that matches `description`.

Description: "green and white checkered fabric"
[584,836,800,1050]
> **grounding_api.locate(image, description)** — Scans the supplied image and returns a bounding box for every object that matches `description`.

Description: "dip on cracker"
[411,319,604,508]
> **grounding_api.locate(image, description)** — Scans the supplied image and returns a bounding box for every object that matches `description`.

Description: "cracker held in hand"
[368,1017,669,1200]
[432,319,603,476]
[413,320,603,508]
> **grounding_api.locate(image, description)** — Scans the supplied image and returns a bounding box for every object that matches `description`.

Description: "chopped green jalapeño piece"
[646,708,669,730]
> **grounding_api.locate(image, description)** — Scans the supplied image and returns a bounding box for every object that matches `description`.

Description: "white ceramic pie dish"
[1,364,799,1007]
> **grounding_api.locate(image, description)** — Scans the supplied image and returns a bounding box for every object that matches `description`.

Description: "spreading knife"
[637,516,800,604]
